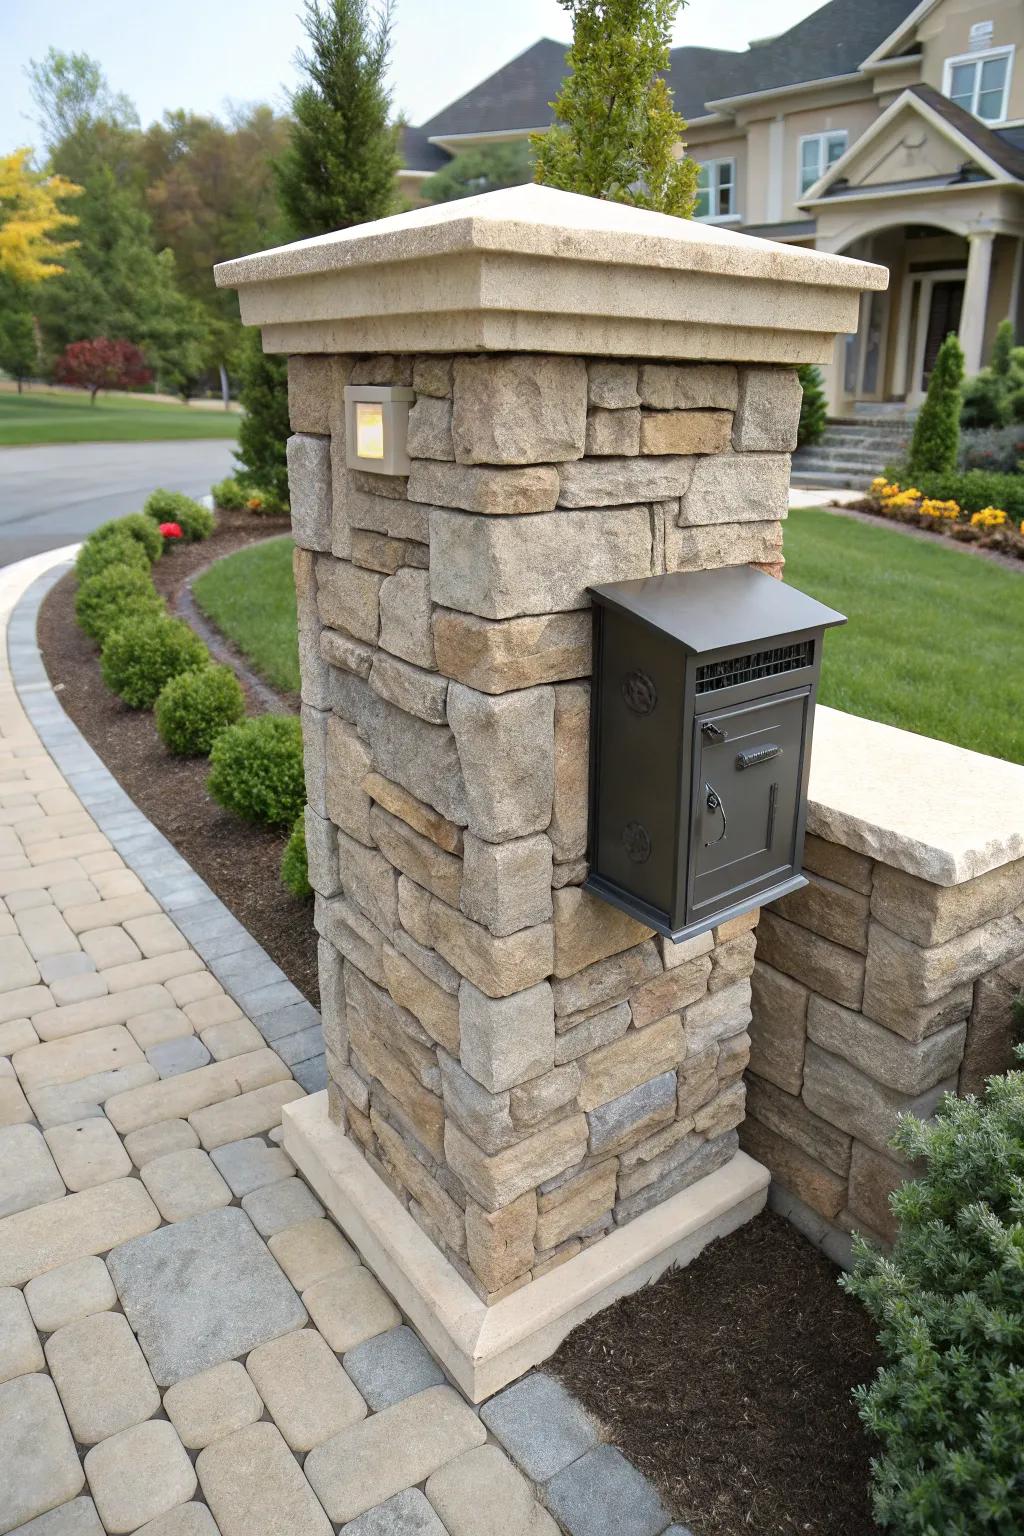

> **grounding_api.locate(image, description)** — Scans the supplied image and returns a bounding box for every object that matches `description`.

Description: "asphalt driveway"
[0,440,238,566]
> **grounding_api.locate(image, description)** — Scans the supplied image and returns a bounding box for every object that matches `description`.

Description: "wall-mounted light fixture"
[344,384,415,475]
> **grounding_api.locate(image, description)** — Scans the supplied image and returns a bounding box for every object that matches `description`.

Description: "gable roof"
[407,0,919,159]
[799,82,1024,203]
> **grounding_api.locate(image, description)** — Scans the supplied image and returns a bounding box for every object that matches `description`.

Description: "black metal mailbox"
[586,565,846,944]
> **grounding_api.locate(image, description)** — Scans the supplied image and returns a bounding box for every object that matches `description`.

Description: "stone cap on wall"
[809,706,1024,886]
[214,183,887,363]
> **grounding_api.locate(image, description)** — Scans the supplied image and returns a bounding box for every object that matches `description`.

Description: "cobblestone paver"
[0,553,694,1536]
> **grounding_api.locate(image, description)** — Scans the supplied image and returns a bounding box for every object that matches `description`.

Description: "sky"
[1,0,827,155]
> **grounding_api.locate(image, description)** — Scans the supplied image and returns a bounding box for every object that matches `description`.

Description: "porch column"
[959,231,995,374]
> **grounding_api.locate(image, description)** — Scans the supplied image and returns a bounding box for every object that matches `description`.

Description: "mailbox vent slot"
[696,640,814,695]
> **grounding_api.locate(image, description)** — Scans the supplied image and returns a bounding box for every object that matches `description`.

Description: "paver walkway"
[0,551,695,1536]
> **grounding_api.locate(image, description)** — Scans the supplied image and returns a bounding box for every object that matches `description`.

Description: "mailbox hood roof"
[590,565,846,655]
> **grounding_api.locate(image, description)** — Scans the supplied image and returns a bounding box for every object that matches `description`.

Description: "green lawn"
[0,389,241,446]
[191,510,1024,765]
[193,536,300,695]
[784,507,1024,764]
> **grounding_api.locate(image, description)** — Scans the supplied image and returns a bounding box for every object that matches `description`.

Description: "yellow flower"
[921,499,960,520]
[969,506,1008,528]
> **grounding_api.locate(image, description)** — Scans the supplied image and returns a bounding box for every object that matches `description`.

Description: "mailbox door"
[687,687,809,921]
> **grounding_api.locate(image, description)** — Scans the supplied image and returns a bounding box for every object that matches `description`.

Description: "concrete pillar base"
[283,1091,770,1402]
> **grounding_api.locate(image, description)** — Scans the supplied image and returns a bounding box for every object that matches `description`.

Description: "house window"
[944,46,1014,122]
[694,159,736,221]
[798,132,848,195]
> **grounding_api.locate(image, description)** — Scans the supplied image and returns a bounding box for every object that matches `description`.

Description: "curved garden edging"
[7,550,327,1094]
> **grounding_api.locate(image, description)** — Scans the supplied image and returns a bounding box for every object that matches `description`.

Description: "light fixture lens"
[355,401,385,460]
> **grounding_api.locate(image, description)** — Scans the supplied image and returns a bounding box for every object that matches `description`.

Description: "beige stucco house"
[400,0,1024,414]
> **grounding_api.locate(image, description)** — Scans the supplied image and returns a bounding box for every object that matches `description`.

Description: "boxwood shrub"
[210,476,247,511]
[908,467,1024,524]
[91,513,163,565]
[143,488,214,542]
[843,1061,1024,1533]
[208,715,305,827]
[100,614,209,710]
[280,812,312,899]
[75,529,151,585]
[75,565,164,645]
[154,663,246,757]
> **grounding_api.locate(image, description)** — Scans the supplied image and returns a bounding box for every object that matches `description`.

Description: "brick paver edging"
[6,550,698,1536]
[8,559,328,1094]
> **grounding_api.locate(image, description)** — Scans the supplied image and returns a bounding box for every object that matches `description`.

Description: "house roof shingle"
[409,0,919,154]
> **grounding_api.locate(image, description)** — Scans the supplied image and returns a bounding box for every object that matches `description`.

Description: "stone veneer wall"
[287,349,802,1302]
[742,831,1024,1249]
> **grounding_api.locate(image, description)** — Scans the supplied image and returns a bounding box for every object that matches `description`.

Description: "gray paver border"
[6,554,700,1536]
[6,559,327,1094]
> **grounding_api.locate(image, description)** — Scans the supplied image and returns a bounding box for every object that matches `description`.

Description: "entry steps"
[791,410,915,491]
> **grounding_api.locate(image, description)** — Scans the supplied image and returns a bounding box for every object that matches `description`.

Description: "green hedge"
[280,812,312,899]
[896,467,1024,523]
[75,565,164,645]
[143,488,214,542]
[100,614,209,710]
[90,513,163,565]
[207,715,305,827]
[75,529,151,585]
[154,664,246,756]
[843,1060,1024,1533]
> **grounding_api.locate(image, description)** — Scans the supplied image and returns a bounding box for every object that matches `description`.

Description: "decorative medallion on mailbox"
[586,565,846,943]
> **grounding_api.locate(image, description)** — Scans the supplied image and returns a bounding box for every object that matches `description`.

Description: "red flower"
[159,522,183,539]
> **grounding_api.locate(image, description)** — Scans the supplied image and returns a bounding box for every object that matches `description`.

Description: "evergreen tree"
[0,281,38,391]
[907,333,964,478]
[532,0,699,215]
[423,143,533,203]
[36,165,207,394]
[237,0,400,497]
[234,331,290,504]
[275,0,400,240]
[991,317,1014,379]
[796,364,827,448]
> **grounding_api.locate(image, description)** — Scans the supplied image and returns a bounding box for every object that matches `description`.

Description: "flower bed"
[863,478,1024,560]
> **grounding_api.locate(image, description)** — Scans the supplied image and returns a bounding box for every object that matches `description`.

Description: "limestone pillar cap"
[215,183,887,364]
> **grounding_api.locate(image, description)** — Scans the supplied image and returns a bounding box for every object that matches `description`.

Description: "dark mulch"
[36,510,320,1006]
[549,1211,883,1536]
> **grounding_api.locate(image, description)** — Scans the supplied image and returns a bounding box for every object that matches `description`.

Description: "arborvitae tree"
[234,330,290,505]
[532,0,699,215]
[237,0,400,498]
[907,333,964,477]
[275,0,400,240]
[422,143,533,203]
[796,364,827,448]
[991,317,1014,379]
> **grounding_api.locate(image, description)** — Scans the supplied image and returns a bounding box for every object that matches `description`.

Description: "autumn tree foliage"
[54,337,152,403]
[0,149,80,285]
[532,0,699,216]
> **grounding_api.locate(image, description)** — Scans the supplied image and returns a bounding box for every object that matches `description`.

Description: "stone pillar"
[959,230,996,375]
[217,184,886,1397]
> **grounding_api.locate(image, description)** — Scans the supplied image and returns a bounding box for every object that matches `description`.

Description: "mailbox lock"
[703,782,728,846]
[701,722,726,744]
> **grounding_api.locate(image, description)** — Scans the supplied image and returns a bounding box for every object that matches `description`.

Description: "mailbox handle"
[703,782,727,846]
[736,744,781,770]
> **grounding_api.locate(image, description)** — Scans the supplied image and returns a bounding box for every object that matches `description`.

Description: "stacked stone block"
[287,349,802,1301]
[742,831,1024,1246]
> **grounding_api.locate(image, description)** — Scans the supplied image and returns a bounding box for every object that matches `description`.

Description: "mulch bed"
[825,499,1024,574]
[36,509,320,1006]
[549,1210,883,1536]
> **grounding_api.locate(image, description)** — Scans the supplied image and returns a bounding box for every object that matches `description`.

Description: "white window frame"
[694,158,738,223]
[797,131,848,196]
[942,45,1014,124]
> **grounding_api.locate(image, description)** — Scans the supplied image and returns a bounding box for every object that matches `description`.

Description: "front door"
[909,272,965,400]
[922,280,964,383]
